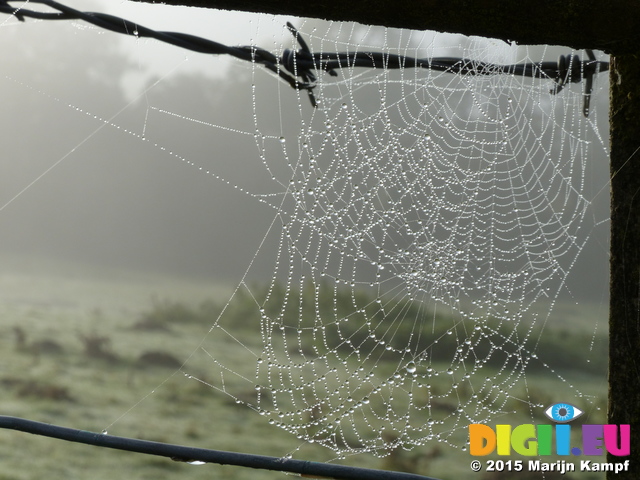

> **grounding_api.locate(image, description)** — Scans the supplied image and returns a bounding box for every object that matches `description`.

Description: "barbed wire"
[0,0,608,114]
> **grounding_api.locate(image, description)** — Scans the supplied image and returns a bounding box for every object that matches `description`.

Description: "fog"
[0,0,610,302]
[0,2,284,282]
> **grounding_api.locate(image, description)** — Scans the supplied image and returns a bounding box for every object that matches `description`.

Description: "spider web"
[194,23,608,456]
[171,21,608,457]
[0,2,609,463]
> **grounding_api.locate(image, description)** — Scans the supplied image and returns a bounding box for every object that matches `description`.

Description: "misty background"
[0,0,610,304]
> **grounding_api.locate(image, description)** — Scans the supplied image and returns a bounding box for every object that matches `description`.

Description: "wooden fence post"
[608,52,640,479]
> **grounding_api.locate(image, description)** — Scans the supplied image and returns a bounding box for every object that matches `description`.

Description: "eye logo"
[544,403,583,423]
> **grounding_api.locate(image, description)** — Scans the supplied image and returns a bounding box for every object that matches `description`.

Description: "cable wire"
[0,416,441,480]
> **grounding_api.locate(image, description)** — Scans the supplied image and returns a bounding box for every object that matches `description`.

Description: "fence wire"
[0,416,440,480]
[0,0,608,112]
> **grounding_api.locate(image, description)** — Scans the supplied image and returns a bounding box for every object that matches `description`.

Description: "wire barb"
[551,49,604,117]
[0,0,608,115]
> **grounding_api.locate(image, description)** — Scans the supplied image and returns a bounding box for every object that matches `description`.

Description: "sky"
[0,0,611,302]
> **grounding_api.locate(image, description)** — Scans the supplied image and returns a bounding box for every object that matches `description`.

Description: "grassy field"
[0,259,608,480]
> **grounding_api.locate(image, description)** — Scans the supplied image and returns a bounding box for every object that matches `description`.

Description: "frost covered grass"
[0,265,607,480]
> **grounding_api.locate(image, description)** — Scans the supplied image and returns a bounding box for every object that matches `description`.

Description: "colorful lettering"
[468,424,495,456]
[604,424,630,456]
[468,423,631,457]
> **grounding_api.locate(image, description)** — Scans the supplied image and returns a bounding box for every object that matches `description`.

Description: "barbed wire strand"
[0,0,608,113]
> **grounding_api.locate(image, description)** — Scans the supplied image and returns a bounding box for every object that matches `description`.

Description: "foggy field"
[0,260,607,480]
